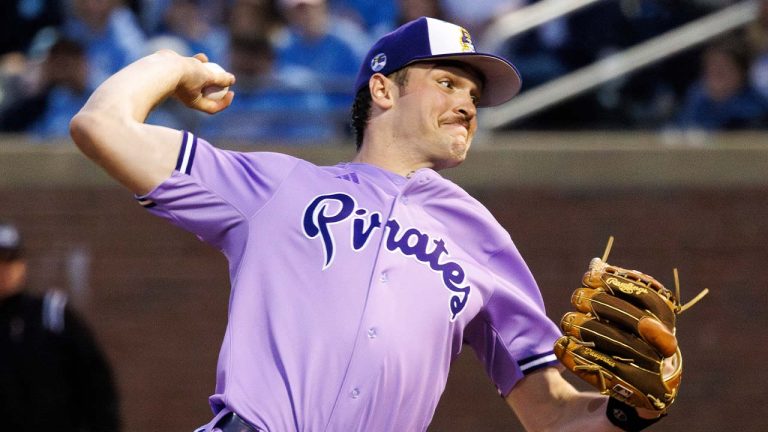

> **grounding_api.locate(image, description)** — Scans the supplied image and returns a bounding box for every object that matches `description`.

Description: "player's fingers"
[194,90,235,114]
[201,63,236,89]
[571,288,677,357]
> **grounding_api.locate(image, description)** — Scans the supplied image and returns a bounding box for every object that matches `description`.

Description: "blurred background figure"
[397,0,445,25]
[1,1,767,142]
[0,37,91,138]
[497,0,570,92]
[0,221,121,432]
[745,0,768,99]
[440,0,521,36]
[675,36,768,131]
[327,0,397,40]
[153,0,229,65]
[0,0,63,57]
[137,0,230,37]
[61,0,146,88]
[228,0,283,44]
[274,0,364,110]
[199,36,338,143]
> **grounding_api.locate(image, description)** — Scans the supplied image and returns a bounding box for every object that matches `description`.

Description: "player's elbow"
[70,111,109,159]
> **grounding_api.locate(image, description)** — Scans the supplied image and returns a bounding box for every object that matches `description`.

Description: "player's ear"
[369,73,396,110]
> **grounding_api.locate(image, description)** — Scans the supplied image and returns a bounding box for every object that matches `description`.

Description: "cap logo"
[371,53,387,72]
[460,28,475,52]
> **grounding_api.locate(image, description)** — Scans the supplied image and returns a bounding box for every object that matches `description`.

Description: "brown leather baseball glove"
[554,237,708,414]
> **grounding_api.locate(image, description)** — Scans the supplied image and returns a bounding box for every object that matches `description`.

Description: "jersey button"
[367,327,377,339]
[400,195,409,204]
[379,272,388,283]
[350,388,361,399]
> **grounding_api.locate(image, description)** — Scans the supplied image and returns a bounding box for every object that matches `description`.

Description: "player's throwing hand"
[165,51,236,114]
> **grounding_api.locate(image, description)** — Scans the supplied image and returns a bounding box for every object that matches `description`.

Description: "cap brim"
[406,53,522,107]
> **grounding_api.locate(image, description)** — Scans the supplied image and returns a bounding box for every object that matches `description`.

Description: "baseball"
[202,62,229,101]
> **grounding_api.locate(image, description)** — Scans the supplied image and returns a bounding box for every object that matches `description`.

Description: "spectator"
[137,0,229,36]
[0,38,92,138]
[551,0,709,129]
[228,0,283,44]
[155,0,229,65]
[440,0,522,36]
[328,0,397,39]
[62,0,146,88]
[274,0,363,108]
[199,36,338,143]
[397,0,445,24]
[676,37,768,131]
[0,52,45,132]
[500,0,569,90]
[0,0,63,56]
[0,221,121,431]
[745,0,768,99]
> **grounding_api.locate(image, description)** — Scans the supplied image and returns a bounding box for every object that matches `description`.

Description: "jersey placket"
[323,179,418,431]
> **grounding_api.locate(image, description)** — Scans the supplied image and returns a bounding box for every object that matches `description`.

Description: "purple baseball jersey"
[137,132,561,431]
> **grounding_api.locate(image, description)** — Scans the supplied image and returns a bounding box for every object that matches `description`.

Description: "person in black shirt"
[0,221,120,432]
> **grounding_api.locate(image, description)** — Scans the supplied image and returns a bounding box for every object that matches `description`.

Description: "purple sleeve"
[135,131,300,252]
[464,243,562,397]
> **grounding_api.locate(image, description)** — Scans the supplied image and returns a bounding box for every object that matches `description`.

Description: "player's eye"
[470,95,479,106]
[438,79,454,89]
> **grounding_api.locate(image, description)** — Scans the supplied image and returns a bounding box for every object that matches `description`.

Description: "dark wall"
[1,186,763,431]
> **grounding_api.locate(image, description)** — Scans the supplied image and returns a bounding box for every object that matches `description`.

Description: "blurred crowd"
[0,0,767,144]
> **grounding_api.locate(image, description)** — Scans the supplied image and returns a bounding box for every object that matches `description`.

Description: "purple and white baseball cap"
[353,16,522,107]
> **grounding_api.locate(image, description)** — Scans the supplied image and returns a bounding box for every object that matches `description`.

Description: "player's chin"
[451,137,471,160]
[443,145,470,169]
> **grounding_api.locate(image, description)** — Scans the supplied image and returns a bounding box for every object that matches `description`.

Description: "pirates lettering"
[302,193,470,319]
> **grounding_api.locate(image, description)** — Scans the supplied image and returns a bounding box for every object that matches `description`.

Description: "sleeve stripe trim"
[176,131,197,175]
[136,197,156,208]
[519,353,558,373]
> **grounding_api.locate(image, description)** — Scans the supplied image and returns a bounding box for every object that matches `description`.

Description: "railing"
[480,0,607,52]
[480,0,760,129]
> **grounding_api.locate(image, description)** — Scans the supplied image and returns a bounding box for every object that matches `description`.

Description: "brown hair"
[350,68,410,150]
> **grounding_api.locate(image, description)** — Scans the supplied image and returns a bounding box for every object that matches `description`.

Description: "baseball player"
[71,17,677,431]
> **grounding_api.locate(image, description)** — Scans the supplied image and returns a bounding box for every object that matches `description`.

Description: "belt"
[215,412,262,432]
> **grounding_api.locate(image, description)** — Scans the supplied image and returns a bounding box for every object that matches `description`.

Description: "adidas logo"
[336,172,360,184]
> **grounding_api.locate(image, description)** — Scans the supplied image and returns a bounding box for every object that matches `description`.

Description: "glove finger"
[571,287,677,357]
[560,312,660,371]
[554,335,680,412]
[583,258,677,330]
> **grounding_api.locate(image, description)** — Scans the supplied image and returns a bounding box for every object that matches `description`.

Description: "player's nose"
[455,91,477,123]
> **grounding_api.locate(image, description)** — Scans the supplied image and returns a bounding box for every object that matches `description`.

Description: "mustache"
[441,115,472,130]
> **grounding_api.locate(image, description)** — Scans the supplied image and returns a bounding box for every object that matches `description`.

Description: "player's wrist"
[606,398,665,431]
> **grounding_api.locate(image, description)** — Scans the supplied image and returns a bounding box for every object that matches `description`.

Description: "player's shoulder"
[431,173,491,212]
[430,173,513,246]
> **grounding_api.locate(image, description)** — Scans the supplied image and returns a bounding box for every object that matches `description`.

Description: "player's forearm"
[69,53,187,193]
[541,393,620,432]
[69,50,190,174]
[70,51,233,194]
[505,368,622,432]
[78,50,190,124]
[512,391,621,431]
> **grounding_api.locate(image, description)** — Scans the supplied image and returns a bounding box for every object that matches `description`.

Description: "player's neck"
[353,140,432,178]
